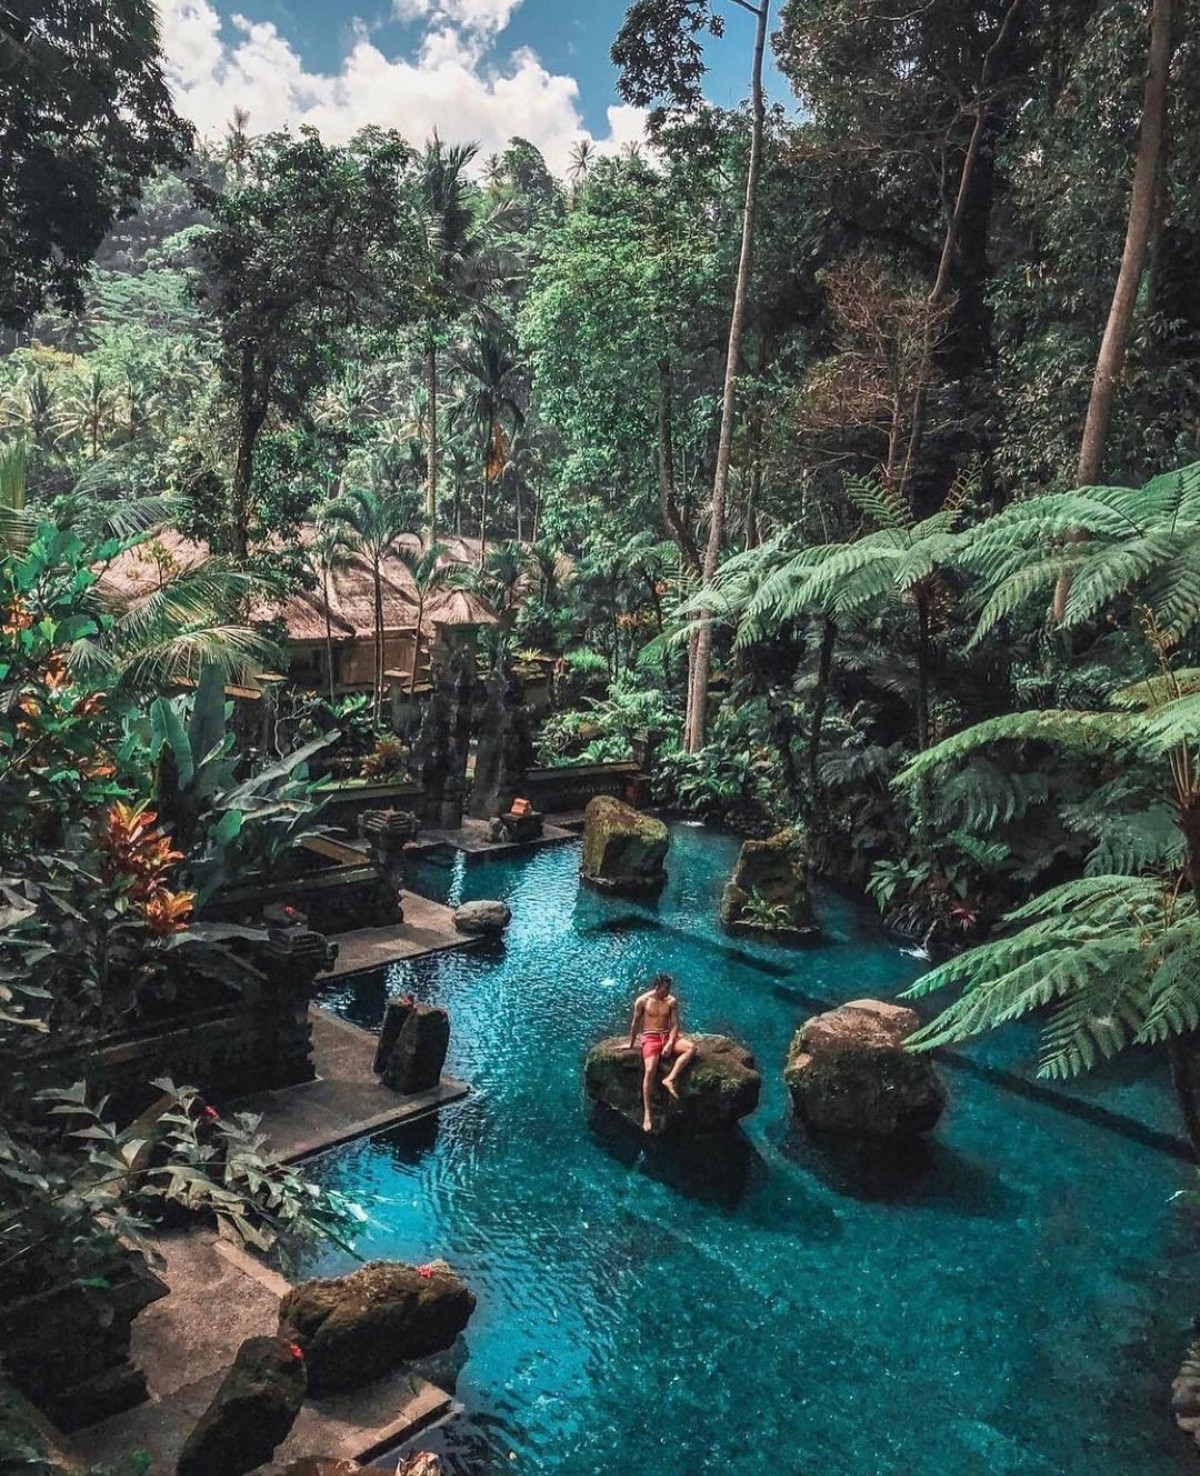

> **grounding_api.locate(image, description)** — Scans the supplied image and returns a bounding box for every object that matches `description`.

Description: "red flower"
[402,994,416,1007]
[289,1343,304,1361]
[417,1264,433,1280]
[202,1104,220,1121]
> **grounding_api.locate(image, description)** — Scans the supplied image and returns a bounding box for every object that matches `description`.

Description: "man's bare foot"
[663,1076,680,1101]
[642,1112,653,1132]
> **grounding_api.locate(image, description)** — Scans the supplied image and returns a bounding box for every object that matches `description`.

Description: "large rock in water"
[279,1260,476,1395]
[720,829,818,940]
[453,899,512,936]
[585,1034,760,1134]
[176,1336,306,1476]
[579,795,669,896]
[373,998,450,1094]
[785,999,946,1138]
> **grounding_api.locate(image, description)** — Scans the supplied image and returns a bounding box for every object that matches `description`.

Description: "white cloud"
[156,0,645,176]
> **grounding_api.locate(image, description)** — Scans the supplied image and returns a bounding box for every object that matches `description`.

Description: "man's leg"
[662,1037,696,1099]
[641,1051,660,1132]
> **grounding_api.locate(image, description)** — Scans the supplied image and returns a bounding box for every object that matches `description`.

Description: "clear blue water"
[300,826,1199,1475]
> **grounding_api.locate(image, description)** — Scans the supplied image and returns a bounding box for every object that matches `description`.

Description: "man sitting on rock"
[627,972,697,1131]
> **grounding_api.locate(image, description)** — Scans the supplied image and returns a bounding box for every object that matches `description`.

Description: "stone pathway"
[68,1009,467,1473]
[408,815,578,858]
[319,891,475,980]
[241,1010,468,1162]
[70,1234,451,1475]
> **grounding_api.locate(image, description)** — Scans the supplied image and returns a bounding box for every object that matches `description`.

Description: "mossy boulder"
[585,1034,760,1134]
[580,795,669,896]
[785,999,946,1138]
[720,829,818,940]
[176,1336,306,1476]
[279,1260,475,1395]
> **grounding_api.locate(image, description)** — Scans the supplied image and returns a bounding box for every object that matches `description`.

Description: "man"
[627,972,697,1132]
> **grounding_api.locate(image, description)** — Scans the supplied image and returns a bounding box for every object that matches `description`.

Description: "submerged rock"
[373,998,450,1094]
[1173,1343,1200,1445]
[785,999,946,1138]
[579,795,669,897]
[176,1335,305,1476]
[720,829,818,940]
[453,899,512,935]
[282,1459,441,1476]
[280,1260,476,1395]
[585,1034,760,1134]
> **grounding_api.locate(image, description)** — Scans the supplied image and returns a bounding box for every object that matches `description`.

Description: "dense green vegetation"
[7,1,1200,1409]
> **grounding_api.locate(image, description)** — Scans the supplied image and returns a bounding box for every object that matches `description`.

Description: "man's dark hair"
[650,972,673,989]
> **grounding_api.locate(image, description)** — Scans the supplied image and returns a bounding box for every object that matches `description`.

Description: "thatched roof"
[96,529,500,645]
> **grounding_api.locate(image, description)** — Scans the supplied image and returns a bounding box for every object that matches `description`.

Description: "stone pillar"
[253,920,336,1088]
[373,996,450,1094]
[359,808,420,897]
[413,651,475,830]
[467,667,533,820]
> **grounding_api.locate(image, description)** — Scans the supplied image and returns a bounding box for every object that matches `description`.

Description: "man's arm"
[628,994,645,1048]
[666,996,680,1051]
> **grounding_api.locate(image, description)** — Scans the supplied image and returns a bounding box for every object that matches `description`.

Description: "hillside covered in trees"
[7,1,1200,1468]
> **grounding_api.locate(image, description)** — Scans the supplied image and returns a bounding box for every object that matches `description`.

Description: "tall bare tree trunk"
[897,0,1028,499]
[480,464,491,569]
[658,356,700,572]
[410,594,425,695]
[426,338,439,536]
[373,564,385,724]
[323,566,336,703]
[684,0,769,753]
[1054,0,1173,621]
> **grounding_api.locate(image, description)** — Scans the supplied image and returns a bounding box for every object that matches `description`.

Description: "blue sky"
[157,0,791,173]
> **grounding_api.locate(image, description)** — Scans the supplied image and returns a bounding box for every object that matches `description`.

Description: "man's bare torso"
[639,992,676,1032]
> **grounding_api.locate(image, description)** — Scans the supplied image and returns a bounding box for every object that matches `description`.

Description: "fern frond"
[1061,533,1183,626]
[843,473,912,532]
[897,710,1136,789]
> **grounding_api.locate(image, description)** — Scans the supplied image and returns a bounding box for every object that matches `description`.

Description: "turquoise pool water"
[304,825,1198,1475]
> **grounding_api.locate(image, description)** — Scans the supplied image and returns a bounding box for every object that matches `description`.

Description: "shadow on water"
[373,1108,443,1163]
[407,1331,471,1397]
[587,1106,765,1212]
[776,1119,1024,1221]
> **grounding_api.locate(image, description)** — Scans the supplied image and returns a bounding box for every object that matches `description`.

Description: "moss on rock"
[785,1000,946,1138]
[580,795,669,897]
[280,1260,475,1395]
[720,829,818,940]
[585,1034,760,1134]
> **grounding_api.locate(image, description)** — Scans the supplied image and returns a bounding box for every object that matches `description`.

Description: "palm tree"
[412,138,512,535]
[0,440,30,551]
[395,540,460,693]
[56,369,115,460]
[308,517,354,703]
[455,329,525,565]
[323,480,414,721]
[567,139,594,193]
[76,548,274,692]
[2,369,57,451]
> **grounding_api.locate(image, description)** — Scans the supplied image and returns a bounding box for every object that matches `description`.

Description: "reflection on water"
[304,826,1199,1475]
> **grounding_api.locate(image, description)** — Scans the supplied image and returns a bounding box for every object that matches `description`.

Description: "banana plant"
[126,665,338,907]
